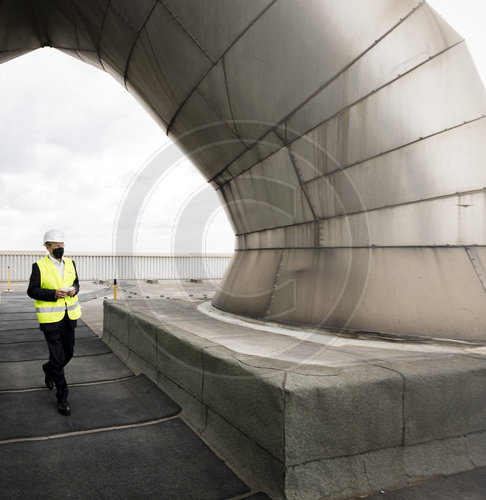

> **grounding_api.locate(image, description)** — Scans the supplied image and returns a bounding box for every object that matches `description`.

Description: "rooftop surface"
[0,280,263,499]
[1,279,485,499]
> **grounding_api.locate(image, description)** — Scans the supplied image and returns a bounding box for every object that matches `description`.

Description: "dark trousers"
[42,313,76,401]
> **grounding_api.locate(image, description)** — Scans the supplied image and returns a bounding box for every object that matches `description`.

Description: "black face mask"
[52,247,64,259]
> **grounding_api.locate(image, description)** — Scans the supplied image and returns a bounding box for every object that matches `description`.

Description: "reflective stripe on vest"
[34,256,82,323]
[35,300,81,314]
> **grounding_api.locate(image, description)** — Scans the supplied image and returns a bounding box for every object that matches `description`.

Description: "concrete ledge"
[285,432,486,500]
[102,300,486,499]
[284,367,403,464]
[202,346,287,462]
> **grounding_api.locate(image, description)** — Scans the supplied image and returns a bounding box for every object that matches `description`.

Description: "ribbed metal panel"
[0,252,232,281]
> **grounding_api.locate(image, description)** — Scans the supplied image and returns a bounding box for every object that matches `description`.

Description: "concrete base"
[102,299,486,500]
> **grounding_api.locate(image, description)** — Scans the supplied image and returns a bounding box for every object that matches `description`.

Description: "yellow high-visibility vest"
[35,255,82,323]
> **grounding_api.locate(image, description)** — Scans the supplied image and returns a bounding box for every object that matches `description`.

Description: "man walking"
[27,229,81,416]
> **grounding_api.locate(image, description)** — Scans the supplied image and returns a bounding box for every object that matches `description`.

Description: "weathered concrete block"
[362,446,410,495]
[127,349,157,381]
[382,356,486,445]
[202,346,286,462]
[285,366,403,465]
[156,325,213,400]
[403,436,473,479]
[102,300,486,500]
[102,302,111,338]
[466,430,486,467]
[103,333,129,363]
[285,437,477,500]
[286,453,373,500]
[128,312,157,368]
[202,408,285,500]
[101,328,111,345]
[156,370,208,433]
[104,300,129,345]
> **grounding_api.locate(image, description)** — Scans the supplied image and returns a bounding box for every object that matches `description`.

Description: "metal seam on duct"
[26,0,43,46]
[314,219,320,252]
[62,3,103,62]
[70,0,80,49]
[101,3,141,39]
[27,0,51,47]
[239,186,486,231]
[300,114,486,187]
[68,3,104,67]
[207,1,427,187]
[215,180,235,230]
[165,112,248,160]
[101,0,156,78]
[214,37,467,190]
[96,0,112,49]
[272,124,290,145]
[109,1,145,32]
[164,73,221,140]
[235,221,319,238]
[172,81,250,155]
[129,31,168,123]
[234,221,332,238]
[92,0,113,74]
[74,49,103,68]
[165,0,279,137]
[158,0,211,60]
[222,55,242,145]
[286,147,317,220]
[232,181,486,239]
[264,249,285,320]
[465,247,486,294]
[122,0,159,90]
[51,0,82,37]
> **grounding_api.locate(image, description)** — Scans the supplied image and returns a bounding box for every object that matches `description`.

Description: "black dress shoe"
[57,400,71,416]
[42,363,54,390]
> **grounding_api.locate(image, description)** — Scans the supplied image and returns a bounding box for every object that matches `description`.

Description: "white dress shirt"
[48,253,64,279]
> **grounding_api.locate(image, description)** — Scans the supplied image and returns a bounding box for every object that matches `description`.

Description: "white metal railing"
[0,251,233,281]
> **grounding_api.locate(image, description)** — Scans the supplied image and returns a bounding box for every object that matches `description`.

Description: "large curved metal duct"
[3,1,486,341]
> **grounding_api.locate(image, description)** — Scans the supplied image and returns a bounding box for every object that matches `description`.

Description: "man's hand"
[56,287,76,298]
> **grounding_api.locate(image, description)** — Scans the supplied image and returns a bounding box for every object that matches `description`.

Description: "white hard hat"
[43,229,66,244]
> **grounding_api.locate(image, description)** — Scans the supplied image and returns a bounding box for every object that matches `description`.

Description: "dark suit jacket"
[27,259,80,332]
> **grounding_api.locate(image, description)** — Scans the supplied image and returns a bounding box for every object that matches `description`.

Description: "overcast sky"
[0,0,484,254]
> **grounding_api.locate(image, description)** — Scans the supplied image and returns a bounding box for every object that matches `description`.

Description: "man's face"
[45,241,64,259]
